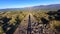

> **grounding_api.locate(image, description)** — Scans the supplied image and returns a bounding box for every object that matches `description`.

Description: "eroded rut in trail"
[14,13,55,34]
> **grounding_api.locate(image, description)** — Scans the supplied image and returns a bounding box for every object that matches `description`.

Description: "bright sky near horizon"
[0,0,60,9]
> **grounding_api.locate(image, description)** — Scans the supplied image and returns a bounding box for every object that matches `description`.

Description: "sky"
[0,0,60,9]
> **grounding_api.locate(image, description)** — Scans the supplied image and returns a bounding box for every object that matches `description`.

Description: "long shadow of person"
[27,15,32,34]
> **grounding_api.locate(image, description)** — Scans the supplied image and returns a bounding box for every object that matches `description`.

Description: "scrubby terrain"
[0,9,60,34]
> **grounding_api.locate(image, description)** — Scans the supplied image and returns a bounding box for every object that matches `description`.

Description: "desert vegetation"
[0,9,60,34]
[32,10,60,34]
[0,11,29,34]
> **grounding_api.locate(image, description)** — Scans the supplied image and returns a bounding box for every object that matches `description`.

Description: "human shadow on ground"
[27,15,32,34]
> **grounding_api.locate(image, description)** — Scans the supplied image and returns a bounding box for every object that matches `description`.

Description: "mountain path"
[14,13,37,34]
[14,13,55,34]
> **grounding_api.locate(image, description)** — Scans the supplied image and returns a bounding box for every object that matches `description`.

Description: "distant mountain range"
[0,4,60,12]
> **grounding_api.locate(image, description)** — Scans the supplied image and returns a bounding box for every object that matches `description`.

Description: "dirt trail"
[14,13,37,34]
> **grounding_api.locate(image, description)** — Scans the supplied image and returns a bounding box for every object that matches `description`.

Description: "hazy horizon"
[0,0,60,9]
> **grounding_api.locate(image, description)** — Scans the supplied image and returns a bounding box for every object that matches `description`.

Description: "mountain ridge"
[0,4,60,12]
